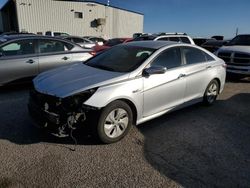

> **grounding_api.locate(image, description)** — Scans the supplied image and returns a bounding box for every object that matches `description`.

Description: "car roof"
[124,41,180,49]
[156,35,191,38]
[134,34,191,40]
[0,35,75,43]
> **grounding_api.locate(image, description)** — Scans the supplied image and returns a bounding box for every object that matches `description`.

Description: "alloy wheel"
[104,108,129,138]
[206,82,218,103]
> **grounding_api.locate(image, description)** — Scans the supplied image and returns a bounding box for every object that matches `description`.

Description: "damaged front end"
[28,88,98,137]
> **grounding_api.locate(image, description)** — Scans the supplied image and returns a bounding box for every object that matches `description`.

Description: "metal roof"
[56,0,144,15]
[1,0,143,15]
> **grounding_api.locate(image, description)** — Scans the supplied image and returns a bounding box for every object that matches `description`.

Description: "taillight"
[222,63,227,68]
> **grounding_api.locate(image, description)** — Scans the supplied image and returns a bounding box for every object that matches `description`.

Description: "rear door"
[181,46,216,101]
[38,39,74,73]
[0,39,38,85]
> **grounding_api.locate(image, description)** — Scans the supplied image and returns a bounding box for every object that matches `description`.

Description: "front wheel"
[203,80,219,105]
[97,100,133,144]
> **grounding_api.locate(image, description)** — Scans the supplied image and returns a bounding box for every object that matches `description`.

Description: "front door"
[143,47,186,117]
[0,39,38,85]
[181,46,215,102]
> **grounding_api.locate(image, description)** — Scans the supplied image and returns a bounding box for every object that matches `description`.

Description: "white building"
[0,0,144,38]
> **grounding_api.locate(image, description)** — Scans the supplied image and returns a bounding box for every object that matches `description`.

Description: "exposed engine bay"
[28,88,97,138]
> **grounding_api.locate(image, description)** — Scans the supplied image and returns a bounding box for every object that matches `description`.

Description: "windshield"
[227,35,250,46]
[85,45,156,72]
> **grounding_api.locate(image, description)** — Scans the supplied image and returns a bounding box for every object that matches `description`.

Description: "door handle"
[178,74,186,79]
[26,59,35,64]
[62,56,70,60]
[206,66,212,69]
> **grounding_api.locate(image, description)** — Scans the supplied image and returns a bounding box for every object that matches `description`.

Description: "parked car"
[0,35,93,86]
[45,31,69,37]
[60,36,96,49]
[215,34,250,77]
[211,35,224,40]
[83,36,106,46]
[193,37,215,46]
[28,41,226,143]
[133,33,195,44]
[92,38,132,55]
[132,33,148,38]
[201,40,229,53]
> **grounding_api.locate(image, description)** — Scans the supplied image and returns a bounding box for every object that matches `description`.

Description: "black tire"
[97,100,133,144]
[203,79,219,105]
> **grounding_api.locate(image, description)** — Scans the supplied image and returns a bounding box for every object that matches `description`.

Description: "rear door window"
[180,37,191,44]
[38,39,73,54]
[157,37,169,41]
[168,37,180,42]
[182,47,208,64]
[71,37,84,43]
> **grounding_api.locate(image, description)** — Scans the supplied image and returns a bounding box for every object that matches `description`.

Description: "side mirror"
[143,66,167,77]
[0,52,3,57]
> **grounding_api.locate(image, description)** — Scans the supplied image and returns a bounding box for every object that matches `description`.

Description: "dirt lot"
[0,78,249,188]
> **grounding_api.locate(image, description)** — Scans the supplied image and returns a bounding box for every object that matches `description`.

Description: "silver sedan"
[0,35,92,86]
[29,41,226,143]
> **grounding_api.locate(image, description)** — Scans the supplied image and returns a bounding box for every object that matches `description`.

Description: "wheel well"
[119,99,137,125]
[214,78,221,92]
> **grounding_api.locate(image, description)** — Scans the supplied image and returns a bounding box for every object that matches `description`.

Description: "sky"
[1,0,250,39]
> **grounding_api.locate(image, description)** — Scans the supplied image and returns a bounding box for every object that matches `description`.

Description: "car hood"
[218,45,250,54]
[33,63,128,98]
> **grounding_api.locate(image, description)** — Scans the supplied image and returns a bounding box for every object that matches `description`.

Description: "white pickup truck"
[216,34,250,78]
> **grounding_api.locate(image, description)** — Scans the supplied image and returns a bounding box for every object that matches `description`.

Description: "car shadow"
[139,93,250,187]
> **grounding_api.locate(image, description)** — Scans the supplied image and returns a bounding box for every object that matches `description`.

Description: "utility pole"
[236,27,238,36]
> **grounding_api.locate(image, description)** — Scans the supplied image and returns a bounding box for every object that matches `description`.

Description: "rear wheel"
[203,80,219,105]
[97,100,133,144]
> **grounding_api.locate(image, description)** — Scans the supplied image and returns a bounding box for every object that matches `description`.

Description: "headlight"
[62,88,98,109]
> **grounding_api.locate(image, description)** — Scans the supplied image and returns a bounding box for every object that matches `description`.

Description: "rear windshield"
[85,45,156,72]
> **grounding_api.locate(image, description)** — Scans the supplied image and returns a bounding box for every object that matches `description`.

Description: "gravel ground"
[0,78,249,188]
